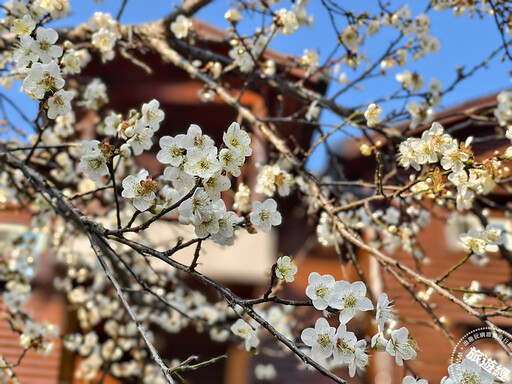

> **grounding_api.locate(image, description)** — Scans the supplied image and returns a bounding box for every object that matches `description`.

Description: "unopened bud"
[360,143,372,156]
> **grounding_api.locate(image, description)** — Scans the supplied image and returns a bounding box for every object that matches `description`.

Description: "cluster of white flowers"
[12,19,75,120]
[458,225,503,263]
[88,12,118,62]
[301,274,415,376]
[398,121,504,210]
[228,34,270,73]
[495,91,512,133]
[255,162,295,197]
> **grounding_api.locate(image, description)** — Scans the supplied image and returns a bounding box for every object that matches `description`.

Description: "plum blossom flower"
[276,8,299,35]
[13,35,38,71]
[386,327,417,366]
[332,324,357,364]
[376,293,395,331]
[31,27,62,64]
[184,146,221,179]
[231,319,259,351]
[458,229,487,255]
[364,103,382,127]
[211,209,239,245]
[300,317,336,360]
[254,364,276,380]
[178,188,213,225]
[275,256,298,283]
[22,62,65,99]
[403,376,428,384]
[79,140,109,182]
[141,99,165,130]
[223,122,252,157]
[305,272,335,310]
[448,358,493,384]
[249,199,282,232]
[203,172,230,200]
[157,135,186,167]
[91,27,117,62]
[121,170,157,211]
[255,164,295,197]
[182,124,214,151]
[219,148,245,177]
[47,89,73,119]
[12,15,35,36]
[348,339,368,377]
[341,25,360,49]
[127,120,154,156]
[80,79,109,110]
[329,281,374,324]
[171,15,192,39]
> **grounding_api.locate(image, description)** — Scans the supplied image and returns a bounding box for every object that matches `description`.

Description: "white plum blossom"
[275,256,298,283]
[255,164,295,197]
[223,122,252,157]
[47,89,73,119]
[300,317,335,360]
[203,172,230,200]
[171,15,192,39]
[79,140,109,182]
[182,124,215,151]
[375,293,395,331]
[163,165,196,195]
[463,280,484,306]
[91,27,117,62]
[396,71,424,92]
[276,8,299,35]
[178,188,213,225]
[12,15,36,36]
[458,229,488,255]
[88,12,117,32]
[22,62,65,99]
[31,27,63,64]
[233,183,251,213]
[332,324,357,365]
[80,79,109,110]
[403,376,428,384]
[386,327,417,366]
[305,272,335,310]
[305,100,321,121]
[211,210,239,245]
[219,148,245,177]
[341,25,360,49]
[348,339,369,377]
[13,35,38,71]
[157,135,186,167]
[371,333,389,352]
[254,364,276,380]
[448,358,493,384]
[141,99,165,130]
[249,199,282,232]
[184,146,221,179]
[329,281,374,324]
[364,103,383,128]
[231,319,259,351]
[224,8,243,23]
[127,120,155,156]
[121,170,157,211]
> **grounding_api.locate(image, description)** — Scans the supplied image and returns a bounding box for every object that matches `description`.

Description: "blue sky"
[1,0,510,169]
